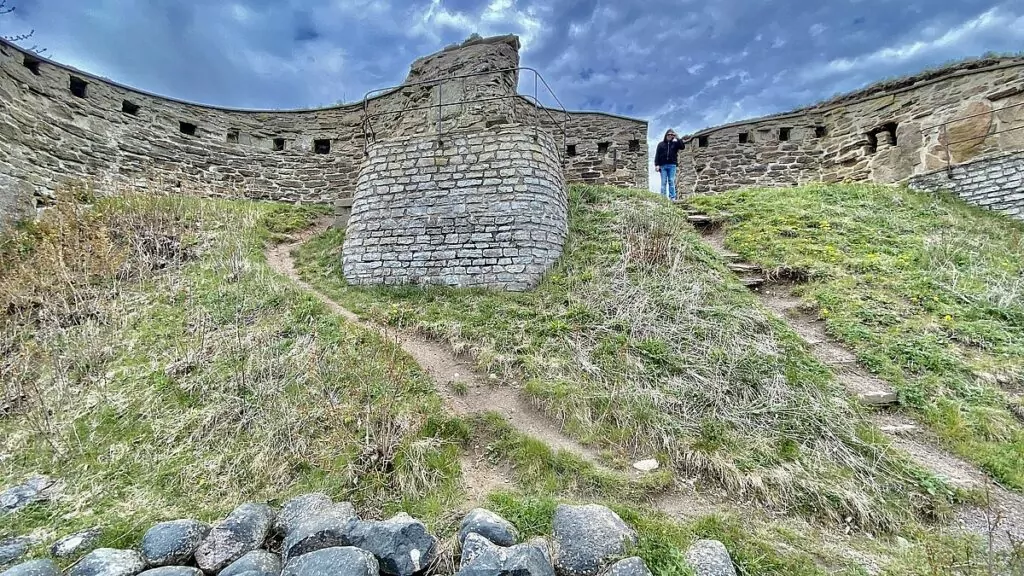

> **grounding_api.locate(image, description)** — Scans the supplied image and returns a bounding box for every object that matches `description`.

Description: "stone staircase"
[678,202,901,411]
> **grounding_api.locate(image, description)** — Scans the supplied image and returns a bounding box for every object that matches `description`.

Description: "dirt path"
[265,219,616,492]
[696,221,1024,550]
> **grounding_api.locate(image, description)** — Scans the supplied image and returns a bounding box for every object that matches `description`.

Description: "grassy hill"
[2,183,1020,575]
[689,184,1024,490]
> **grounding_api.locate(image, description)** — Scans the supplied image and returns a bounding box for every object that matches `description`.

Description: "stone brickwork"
[0,35,646,232]
[342,125,567,290]
[909,151,1024,219]
[678,57,1024,198]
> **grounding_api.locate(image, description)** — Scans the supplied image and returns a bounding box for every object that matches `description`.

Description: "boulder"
[141,520,210,566]
[457,533,553,576]
[0,476,62,515]
[603,557,652,576]
[457,509,518,548]
[280,547,378,576]
[684,540,736,576]
[194,504,274,573]
[51,528,103,558]
[220,550,282,576]
[137,568,203,576]
[68,548,145,576]
[552,504,636,576]
[345,513,437,576]
[0,537,31,566]
[282,504,358,561]
[0,559,60,576]
[274,494,334,537]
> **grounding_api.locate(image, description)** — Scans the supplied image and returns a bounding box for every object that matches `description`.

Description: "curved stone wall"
[342,125,567,290]
[0,35,647,231]
[678,57,1024,195]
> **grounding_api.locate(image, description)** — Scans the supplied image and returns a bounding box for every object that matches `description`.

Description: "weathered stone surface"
[345,513,438,576]
[603,557,652,576]
[552,504,637,576]
[910,151,1024,221]
[220,550,282,576]
[458,533,553,576]
[274,494,333,537]
[136,568,203,576]
[282,503,358,561]
[280,547,378,576]
[0,35,646,236]
[68,548,145,576]
[194,504,274,573]
[458,508,519,547]
[0,559,59,576]
[0,537,31,566]
[342,125,568,291]
[685,540,736,576]
[141,519,210,567]
[943,101,993,163]
[0,476,61,515]
[50,528,102,558]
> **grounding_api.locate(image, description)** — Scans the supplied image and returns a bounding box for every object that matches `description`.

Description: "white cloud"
[809,23,826,36]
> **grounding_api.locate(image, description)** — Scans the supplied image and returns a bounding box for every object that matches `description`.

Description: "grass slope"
[0,191,465,552]
[295,185,951,532]
[689,184,1024,490]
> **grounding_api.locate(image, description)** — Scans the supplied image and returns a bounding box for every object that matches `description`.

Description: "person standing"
[654,129,685,200]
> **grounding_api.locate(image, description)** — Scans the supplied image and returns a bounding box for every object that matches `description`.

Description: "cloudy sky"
[2,0,1023,187]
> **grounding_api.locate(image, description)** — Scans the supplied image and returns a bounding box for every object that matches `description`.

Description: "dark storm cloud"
[2,0,1022,186]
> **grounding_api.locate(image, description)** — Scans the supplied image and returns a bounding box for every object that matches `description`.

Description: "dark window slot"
[179,121,197,136]
[738,132,749,144]
[273,138,285,151]
[779,127,791,141]
[121,100,140,115]
[597,141,610,154]
[226,130,239,144]
[314,139,331,154]
[814,125,827,138]
[884,122,898,146]
[697,135,708,148]
[566,144,577,156]
[628,139,640,152]
[23,55,41,75]
[69,76,88,98]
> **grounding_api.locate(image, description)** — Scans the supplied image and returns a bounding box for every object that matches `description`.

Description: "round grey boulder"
[458,509,518,548]
[1,476,61,515]
[68,548,145,576]
[458,533,553,576]
[141,520,210,566]
[220,550,282,576]
[281,547,378,576]
[685,540,735,576]
[137,568,203,576]
[552,504,637,576]
[1,559,60,576]
[345,513,437,576]
[603,557,652,576]
[274,494,333,537]
[0,537,32,566]
[51,528,103,558]
[282,504,358,561]
[194,504,275,573]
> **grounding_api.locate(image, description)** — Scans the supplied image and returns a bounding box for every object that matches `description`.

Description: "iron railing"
[920,100,1024,174]
[358,66,570,156]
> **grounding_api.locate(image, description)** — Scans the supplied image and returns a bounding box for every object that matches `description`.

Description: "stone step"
[738,275,765,288]
[687,214,714,225]
[727,262,761,274]
[879,423,918,435]
[718,250,742,261]
[856,390,899,407]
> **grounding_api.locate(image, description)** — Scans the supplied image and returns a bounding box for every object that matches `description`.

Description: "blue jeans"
[659,164,677,200]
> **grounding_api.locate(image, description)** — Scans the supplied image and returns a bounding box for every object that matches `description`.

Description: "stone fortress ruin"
[0,34,648,290]
[675,56,1024,219]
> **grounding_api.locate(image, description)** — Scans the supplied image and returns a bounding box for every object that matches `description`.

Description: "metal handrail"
[357,66,570,156]
[919,100,1024,174]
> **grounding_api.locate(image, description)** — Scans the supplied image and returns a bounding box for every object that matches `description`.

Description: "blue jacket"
[654,138,685,166]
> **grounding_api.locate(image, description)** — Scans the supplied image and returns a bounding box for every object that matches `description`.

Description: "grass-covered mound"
[689,183,1024,489]
[294,185,948,531]
[0,189,465,547]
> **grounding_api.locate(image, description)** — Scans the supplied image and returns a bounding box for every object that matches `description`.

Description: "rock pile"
[1,493,737,576]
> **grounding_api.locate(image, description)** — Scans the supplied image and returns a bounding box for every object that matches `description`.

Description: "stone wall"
[678,58,1024,196]
[0,35,646,231]
[342,125,567,290]
[909,151,1024,219]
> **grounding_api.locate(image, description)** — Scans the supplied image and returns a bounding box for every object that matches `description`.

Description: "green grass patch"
[294,184,952,531]
[689,183,1024,489]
